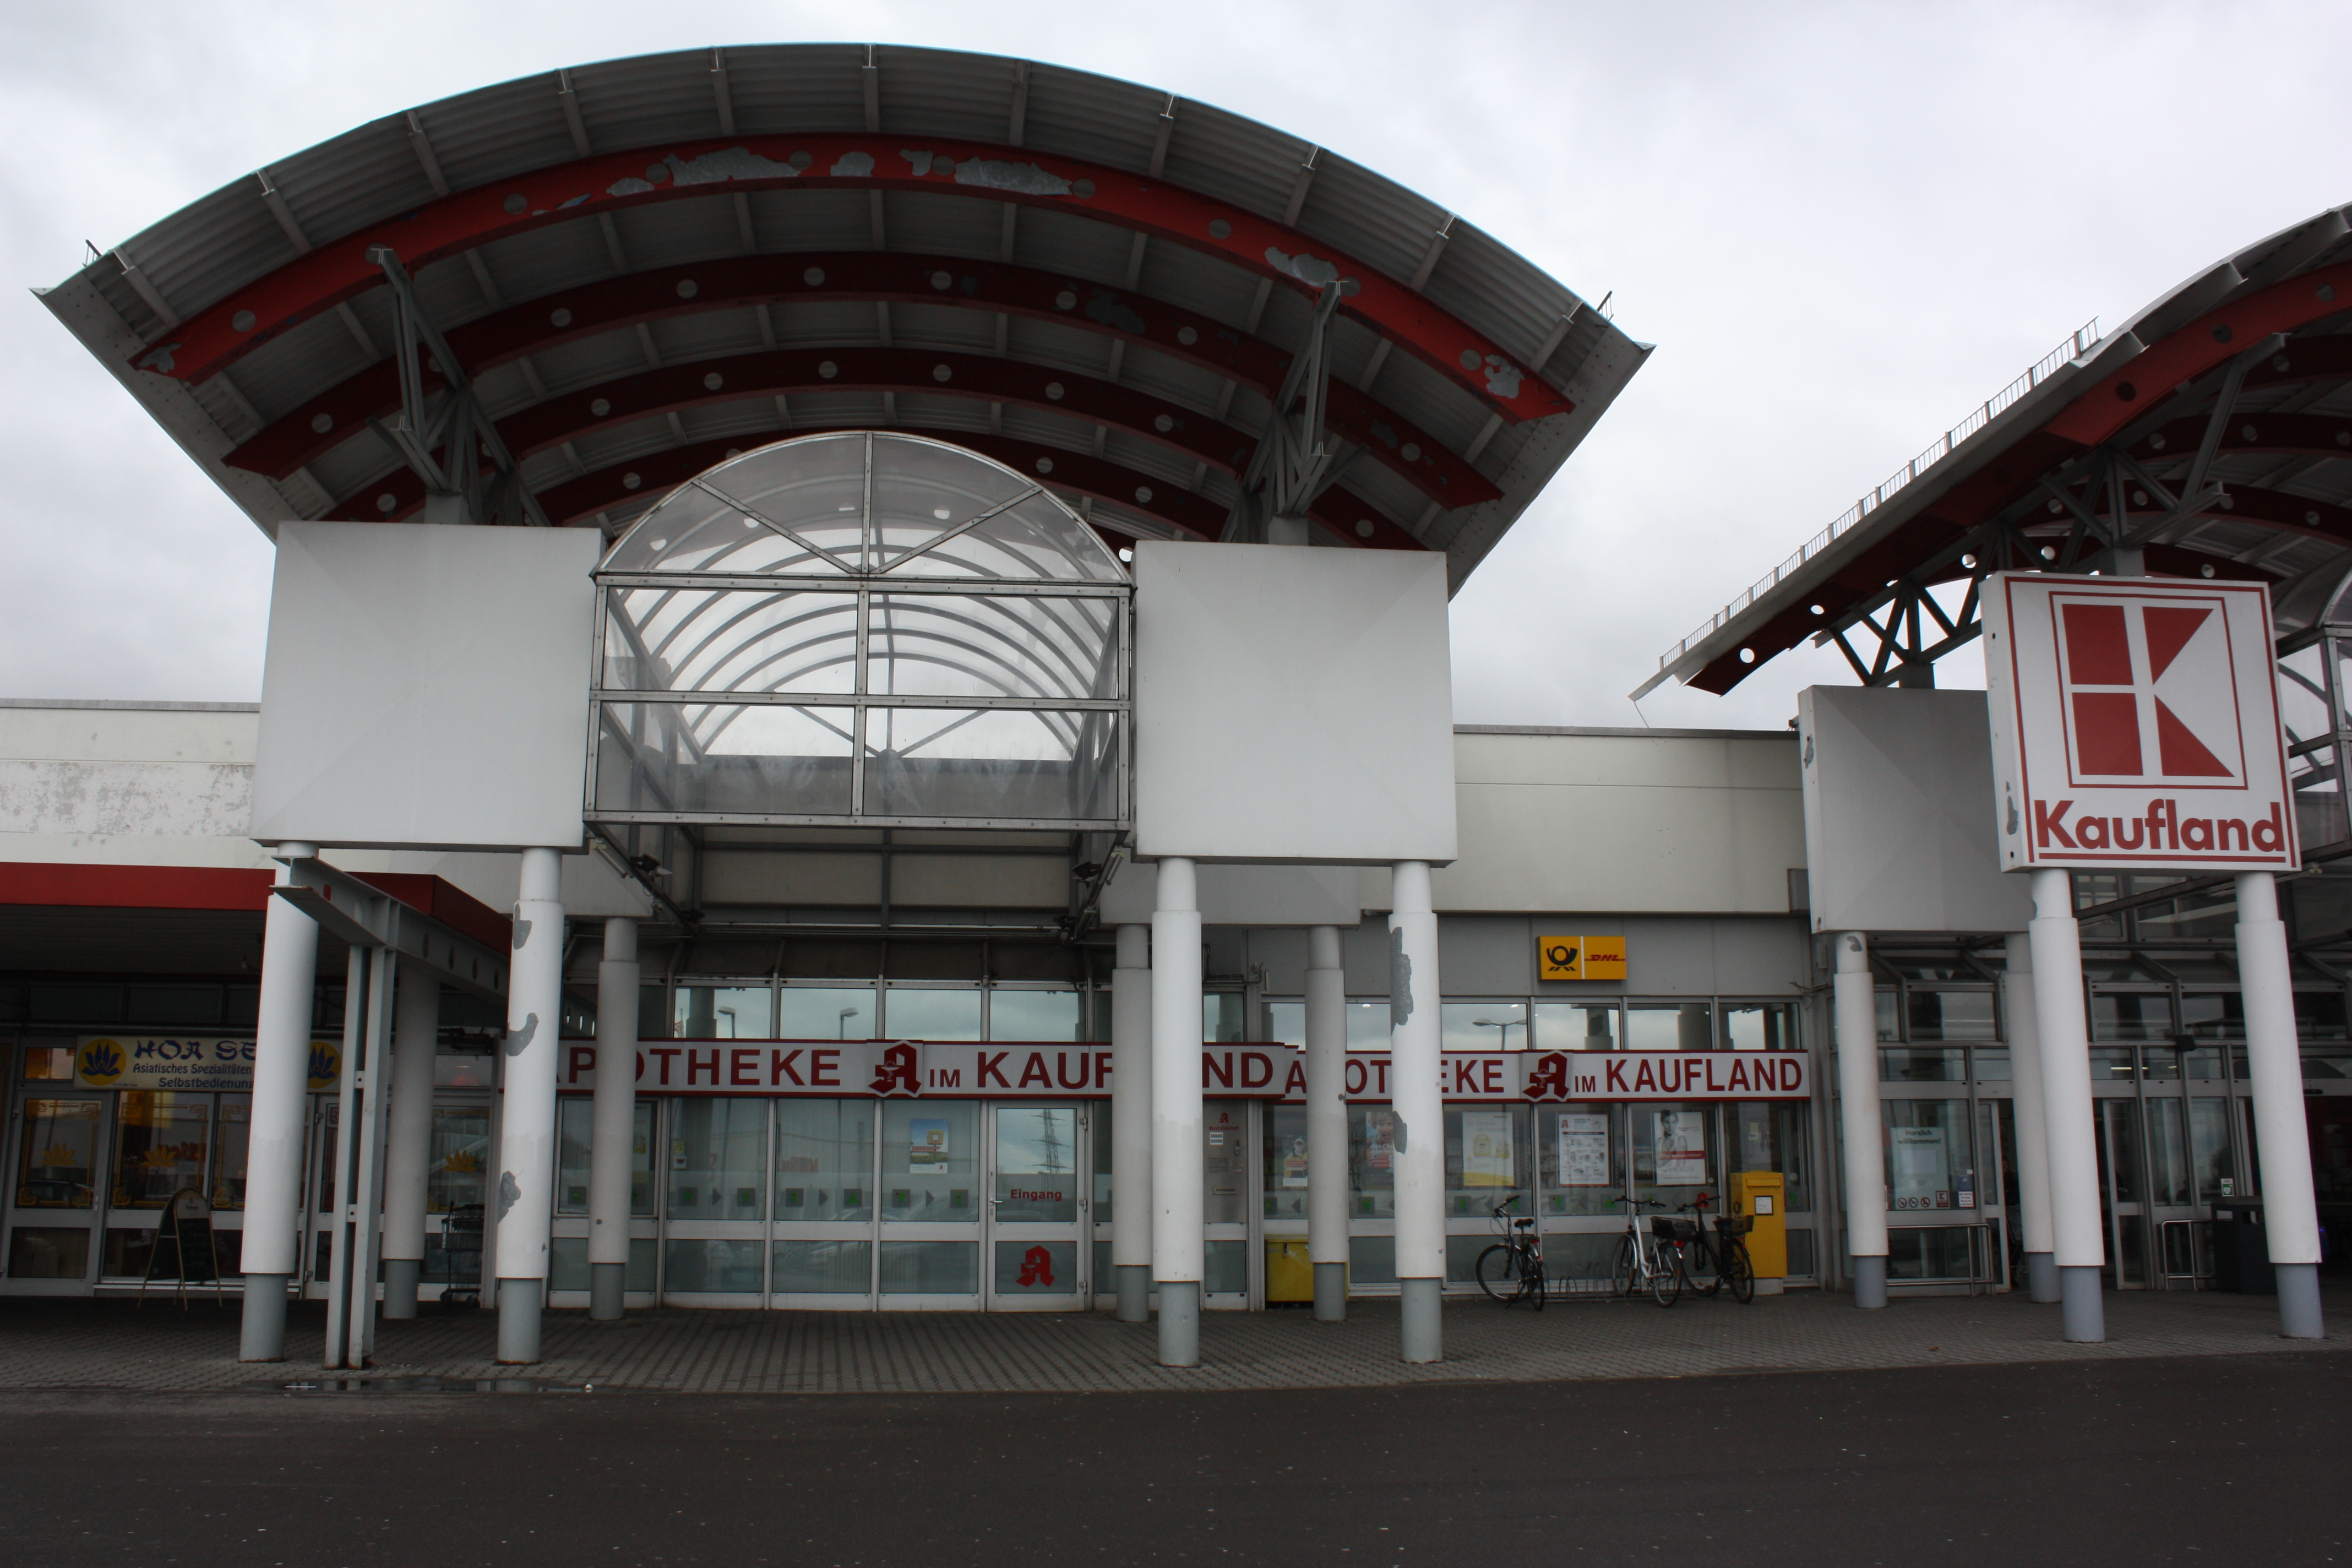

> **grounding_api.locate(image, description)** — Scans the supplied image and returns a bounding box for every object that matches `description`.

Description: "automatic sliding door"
[878,1100,979,1307]
[773,1098,877,1306]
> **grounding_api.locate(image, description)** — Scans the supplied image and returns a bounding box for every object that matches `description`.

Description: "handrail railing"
[1647,319,2101,680]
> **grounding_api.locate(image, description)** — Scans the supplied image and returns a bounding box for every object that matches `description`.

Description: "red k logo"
[2056,595,2246,787]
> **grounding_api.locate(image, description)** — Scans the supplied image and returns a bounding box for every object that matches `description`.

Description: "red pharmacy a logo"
[2056,596,2245,786]
[1016,1245,1055,1287]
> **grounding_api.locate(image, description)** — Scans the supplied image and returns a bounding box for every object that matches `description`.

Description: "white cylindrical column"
[2029,867,2106,1342]
[1150,859,1204,1366]
[2001,932,2060,1302]
[239,844,319,1362]
[1110,924,1154,1323]
[1390,862,1444,1364]
[379,959,440,1319]
[2235,871,2326,1338]
[588,916,640,1321]
[1305,924,1349,1322]
[1832,933,1889,1308]
[495,847,567,1364]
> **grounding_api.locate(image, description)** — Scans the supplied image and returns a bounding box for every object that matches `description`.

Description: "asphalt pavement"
[2,1351,2343,1566]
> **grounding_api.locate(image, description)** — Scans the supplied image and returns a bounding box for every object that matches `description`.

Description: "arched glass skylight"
[589,433,1130,831]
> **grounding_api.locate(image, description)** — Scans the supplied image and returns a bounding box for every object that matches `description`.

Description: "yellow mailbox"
[1729,1170,1787,1279]
[1266,1238,1316,1304]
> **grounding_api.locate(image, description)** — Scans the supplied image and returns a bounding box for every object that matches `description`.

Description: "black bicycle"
[1664,1193,1756,1305]
[1473,1193,1545,1309]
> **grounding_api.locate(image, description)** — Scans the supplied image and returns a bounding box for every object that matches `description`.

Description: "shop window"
[1971,1048,2011,1081]
[989,988,1083,1042]
[28,984,118,1024]
[211,1097,249,1210]
[1880,1049,1964,1082]
[557,1101,656,1216]
[1625,1002,1711,1052]
[2146,1100,2191,1206]
[1785,1227,1816,1278]
[224,989,260,1029]
[2141,1047,2182,1080]
[1202,993,1246,1043]
[669,1099,769,1220]
[434,1053,493,1088]
[2295,989,2350,1041]
[1445,1104,1531,1217]
[774,1238,872,1294]
[674,986,774,1040]
[1631,1104,1716,1210]
[1265,1104,1308,1221]
[552,1236,655,1292]
[776,986,878,1041]
[1441,1001,1526,1052]
[2184,1046,2226,1080]
[1882,1099,1970,1211]
[1092,1107,1115,1221]
[1265,1000,1304,1048]
[1721,1003,1798,1051]
[1886,1226,1979,1281]
[1348,1233,1396,1286]
[1534,1001,1616,1051]
[104,1226,230,1281]
[21,1045,74,1081]
[880,1100,977,1223]
[1344,1001,1390,1051]
[2180,992,2244,1039]
[1350,1108,1397,1218]
[776,1098,874,1222]
[2092,992,2176,1041]
[884,987,982,1041]
[665,1238,766,1293]
[1833,992,1899,1043]
[1906,989,1995,1042]
[2089,1048,2139,1081]
[877,1239,977,1294]
[428,1107,489,1215]
[2307,1051,2352,1080]
[111,1093,210,1210]
[15,1099,100,1208]
[1733,1101,1811,1212]
[124,986,220,1026]
[7,1227,88,1279]
[1535,1104,1622,1217]
[1204,1239,1250,1296]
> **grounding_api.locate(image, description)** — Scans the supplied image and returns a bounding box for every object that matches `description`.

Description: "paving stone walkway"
[0,1284,2337,1396]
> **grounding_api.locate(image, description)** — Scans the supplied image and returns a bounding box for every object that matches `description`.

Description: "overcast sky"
[5,2,2348,730]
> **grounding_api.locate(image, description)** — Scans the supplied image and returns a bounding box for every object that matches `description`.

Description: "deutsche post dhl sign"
[1984,574,2296,870]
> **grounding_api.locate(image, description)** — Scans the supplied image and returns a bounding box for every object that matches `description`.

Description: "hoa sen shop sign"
[1984,574,2296,870]
[559,1041,1808,1103]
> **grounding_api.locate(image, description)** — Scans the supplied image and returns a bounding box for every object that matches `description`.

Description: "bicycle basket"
[1716,1214,1753,1238]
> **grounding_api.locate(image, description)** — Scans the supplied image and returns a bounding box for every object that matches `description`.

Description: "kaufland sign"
[1984,573,2296,870]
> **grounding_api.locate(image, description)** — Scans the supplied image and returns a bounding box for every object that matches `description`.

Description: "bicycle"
[1473,1193,1545,1309]
[1662,1194,1757,1305]
[1607,1196,1683,1307]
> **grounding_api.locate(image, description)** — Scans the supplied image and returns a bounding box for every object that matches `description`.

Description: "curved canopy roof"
[1638,202,2352,697]
[39,43,1647,590]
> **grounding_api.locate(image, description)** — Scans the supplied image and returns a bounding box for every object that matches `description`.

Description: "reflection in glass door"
[986,1104,1086,1310]
[2095,1099,2147,1287]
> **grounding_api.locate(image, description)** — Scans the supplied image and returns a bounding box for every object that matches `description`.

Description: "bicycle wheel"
[1725,1242,1755,1305]
[1649,1245,1684,1308]
[1475,1243,1523,1303]
[1687,1238,1722,1298]
[1610,1233,1637,1298]
[1528,1260,1547,1311]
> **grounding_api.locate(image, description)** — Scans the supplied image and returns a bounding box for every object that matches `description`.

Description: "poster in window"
[1281,1135,1309,1189]
[1653,1110,1707,1186]
[910,1117,950,1174]
[1890,1126,1950,1208]
[1462,1109,1513,1187]
[1364,1110,1396,1173]
[1559,1113,1610,1187]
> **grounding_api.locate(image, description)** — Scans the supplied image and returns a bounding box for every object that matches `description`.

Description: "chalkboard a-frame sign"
[138,1188,225,1309]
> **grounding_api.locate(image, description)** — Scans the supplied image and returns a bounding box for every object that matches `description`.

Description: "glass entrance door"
[1202,1101,1253,1306]
[6,1093,104,1292]
[986,1104,1087,1310]
[2096,1098,2148,1287]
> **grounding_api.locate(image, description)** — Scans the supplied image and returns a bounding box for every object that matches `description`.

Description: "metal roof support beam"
[364,247,551,528]
[138,136,1572,428]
